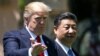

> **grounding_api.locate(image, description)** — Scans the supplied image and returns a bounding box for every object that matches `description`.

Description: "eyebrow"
[65,24,76,25]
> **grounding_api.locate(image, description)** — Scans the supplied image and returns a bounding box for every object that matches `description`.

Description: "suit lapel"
[72,48,79,56]
[42,35,57,56]
[55,42,79,56]
[20,27,31,47]
[55,42,68,56]
[42,35,50,55]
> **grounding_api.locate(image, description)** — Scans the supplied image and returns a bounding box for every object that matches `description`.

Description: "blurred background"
[0,0,100,56]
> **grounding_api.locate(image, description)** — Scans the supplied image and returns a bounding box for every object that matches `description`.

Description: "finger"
[30,38,35,44]
[31,43,43,53]
[31,44,46,55]
[41,45,47,50]
[31,43,42,48]
[36,46,45,53]
[33,44,44,50]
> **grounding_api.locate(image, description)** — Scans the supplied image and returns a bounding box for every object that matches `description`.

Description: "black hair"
[54,12,77,27]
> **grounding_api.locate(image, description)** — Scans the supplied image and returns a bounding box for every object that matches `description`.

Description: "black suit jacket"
[3,27,57,56]
[55,42,79,56]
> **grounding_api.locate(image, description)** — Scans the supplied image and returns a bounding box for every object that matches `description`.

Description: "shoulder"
[72,48,79,56]
[3,29,21,39]
[4,27,26,37]
[4,30,20,36]
[42,35,54,42]
[42,35,56,46]
[42,35,50,40]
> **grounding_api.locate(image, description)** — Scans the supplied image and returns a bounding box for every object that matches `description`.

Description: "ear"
[25,17,30,25]
[25,17,29,21]
[53,26,58,34]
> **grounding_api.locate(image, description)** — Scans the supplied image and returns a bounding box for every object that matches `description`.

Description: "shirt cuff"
[28,47,33,56]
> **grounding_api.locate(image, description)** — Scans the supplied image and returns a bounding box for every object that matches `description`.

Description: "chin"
[39,33,43,35]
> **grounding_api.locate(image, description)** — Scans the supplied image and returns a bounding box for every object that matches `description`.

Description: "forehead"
[32,5,49,15]
[33,6,46,12]
[60,19,76,25]
[32,12,48,17]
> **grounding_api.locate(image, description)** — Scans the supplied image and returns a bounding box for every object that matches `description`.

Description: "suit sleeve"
[3,31,29,56]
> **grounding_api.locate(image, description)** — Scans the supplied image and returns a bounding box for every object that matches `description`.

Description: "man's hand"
[30,38,47,56]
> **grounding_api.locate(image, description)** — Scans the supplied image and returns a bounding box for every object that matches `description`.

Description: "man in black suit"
[53,12,79,56]
[3,2,57,56]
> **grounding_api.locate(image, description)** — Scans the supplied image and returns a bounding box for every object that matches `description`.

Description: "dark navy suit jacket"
[3,27,57,56]
[55,42,79,56]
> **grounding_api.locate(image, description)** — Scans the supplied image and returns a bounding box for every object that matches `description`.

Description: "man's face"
[54,19,77,45]
[27,12,48,35]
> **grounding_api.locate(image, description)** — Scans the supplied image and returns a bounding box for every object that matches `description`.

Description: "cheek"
[58,30,66,37]
[74,30,77,35]
[59,29,67,35]
[29,20,37,27]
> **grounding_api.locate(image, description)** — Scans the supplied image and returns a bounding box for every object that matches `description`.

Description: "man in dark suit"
[53,12,79,56]
[3,2,57,56]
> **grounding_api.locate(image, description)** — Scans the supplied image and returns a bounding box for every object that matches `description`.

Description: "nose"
[40,20,44,24]
[39,18,45,24]
[68,27,74,33]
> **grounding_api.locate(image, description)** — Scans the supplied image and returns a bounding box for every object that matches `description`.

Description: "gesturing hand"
[30,38,47,56]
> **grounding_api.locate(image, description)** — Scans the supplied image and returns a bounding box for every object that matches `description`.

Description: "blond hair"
[23,2,52,25]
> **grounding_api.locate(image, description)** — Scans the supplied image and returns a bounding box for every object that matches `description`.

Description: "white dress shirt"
[55,38,75,56]
[25,26,48,56]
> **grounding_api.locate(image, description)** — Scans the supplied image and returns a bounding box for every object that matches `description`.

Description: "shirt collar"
[25,25,42,40]
[55,38,72,54]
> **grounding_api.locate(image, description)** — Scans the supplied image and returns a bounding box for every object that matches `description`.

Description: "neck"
[26,25,42,35]
[31,31,41,36]
[60,40,72,48]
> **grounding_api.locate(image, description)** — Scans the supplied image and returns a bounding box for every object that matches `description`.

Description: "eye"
[35,17,41,20]
[72,25,77,30]
[43,17,47,20]
[64,26,69,30]
[35,17,47,20]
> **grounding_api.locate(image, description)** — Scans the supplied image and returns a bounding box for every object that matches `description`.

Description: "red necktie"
[36,36,44,56]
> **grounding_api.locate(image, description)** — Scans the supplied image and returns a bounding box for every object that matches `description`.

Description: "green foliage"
[18,0,26,28]
[18,0,26,10]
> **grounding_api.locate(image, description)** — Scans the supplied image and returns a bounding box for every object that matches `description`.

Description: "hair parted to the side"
[23,1,52,25]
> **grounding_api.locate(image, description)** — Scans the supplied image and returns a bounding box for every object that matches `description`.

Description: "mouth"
[39,27,44,29]
[37,25,44,28]
[65,35,75,38]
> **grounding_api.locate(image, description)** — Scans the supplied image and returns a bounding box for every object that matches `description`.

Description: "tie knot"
[36,35,41,43]
[68,49,73,56]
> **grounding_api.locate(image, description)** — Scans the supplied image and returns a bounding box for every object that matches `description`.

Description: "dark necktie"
[68,49,73,56]
[36,36,41,43]
[36,36,44,56]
